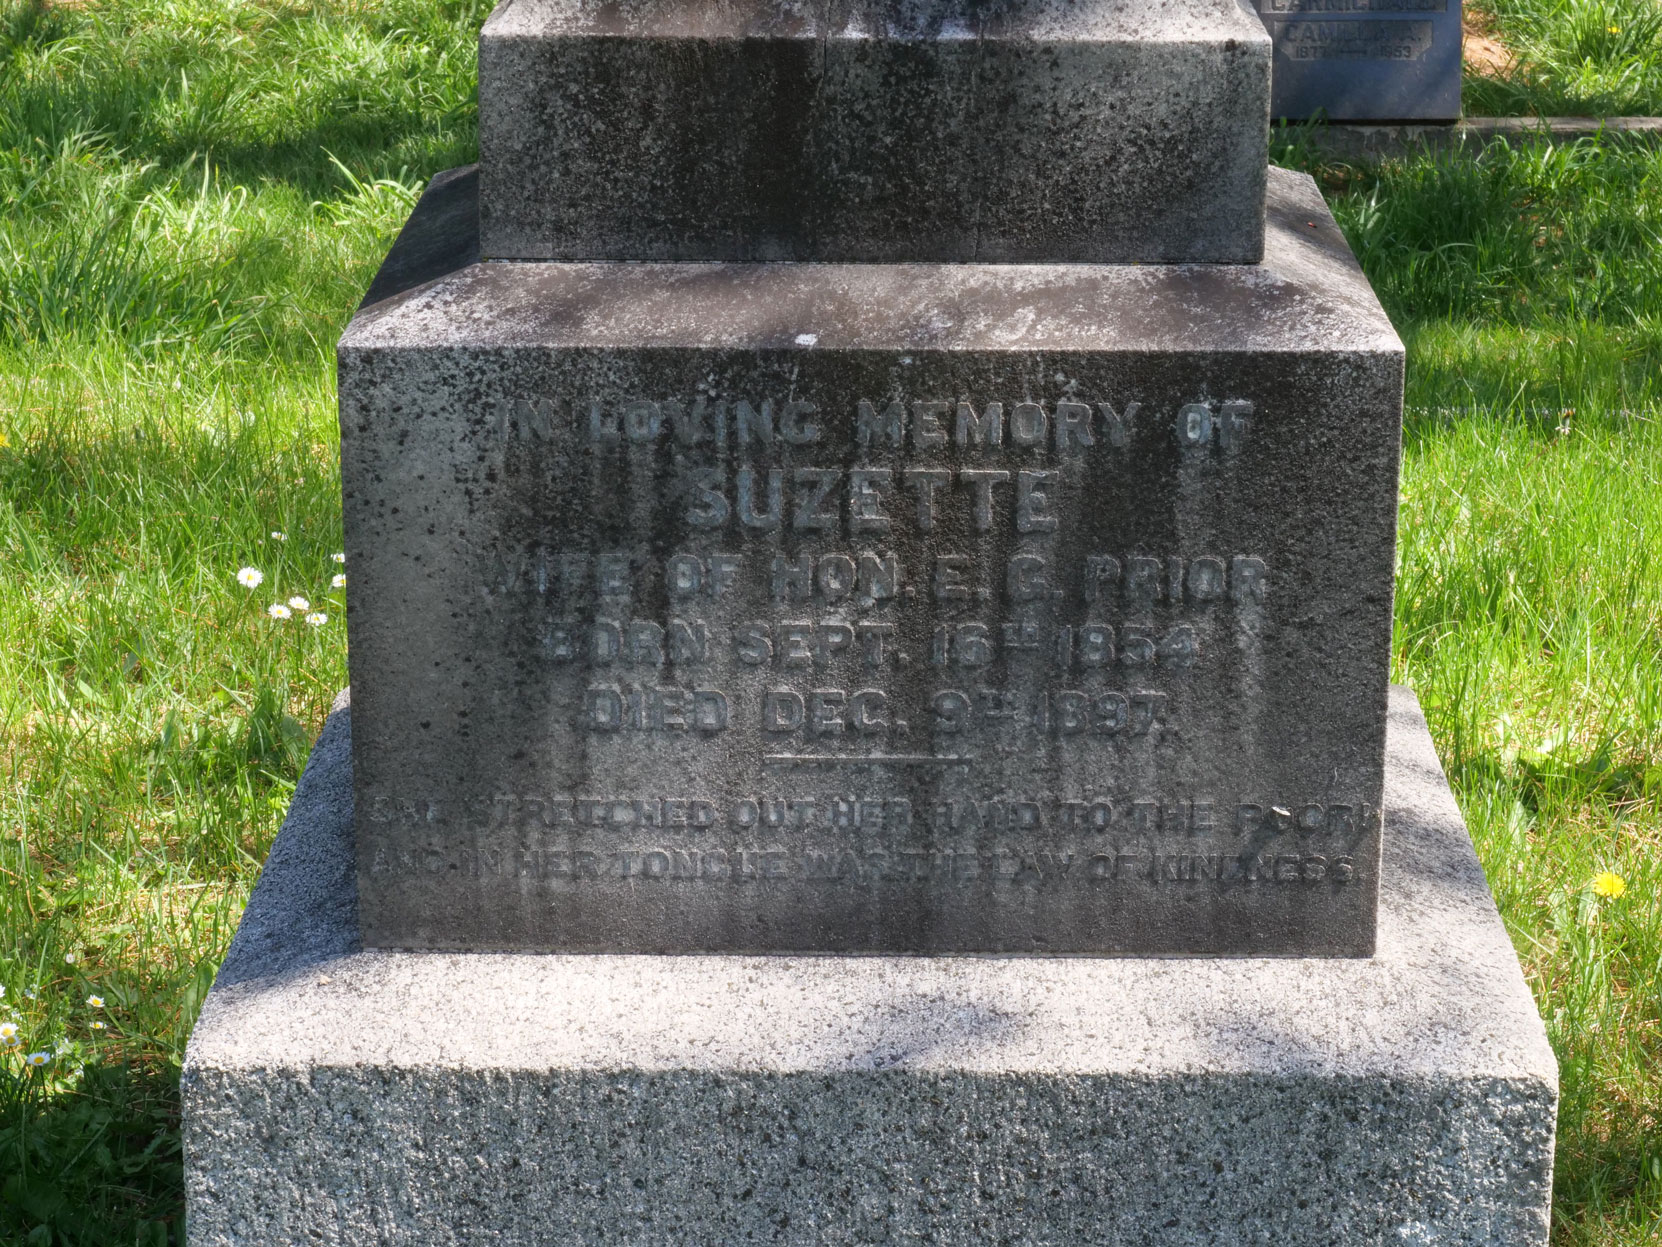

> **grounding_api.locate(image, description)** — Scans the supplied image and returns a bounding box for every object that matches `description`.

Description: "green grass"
[0,0,479,1240]
[1277,135,1662,1244]
[1465,0,1662,116]
[0,2,1657,1243]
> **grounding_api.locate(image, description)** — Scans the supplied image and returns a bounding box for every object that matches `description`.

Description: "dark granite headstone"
[339,163,1403,955]
[1255,0,1462,121]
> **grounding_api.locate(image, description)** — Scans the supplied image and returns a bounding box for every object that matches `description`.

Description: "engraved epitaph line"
[763,754,975,766]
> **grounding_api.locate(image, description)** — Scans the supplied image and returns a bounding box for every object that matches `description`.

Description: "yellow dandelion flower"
[1592,871,1626,899]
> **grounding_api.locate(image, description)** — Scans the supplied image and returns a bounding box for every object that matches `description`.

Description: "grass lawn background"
[1465,0,1662,115]
[1,0,1659,1243]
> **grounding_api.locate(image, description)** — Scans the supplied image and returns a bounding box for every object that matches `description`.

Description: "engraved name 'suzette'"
[494,394,1253,535]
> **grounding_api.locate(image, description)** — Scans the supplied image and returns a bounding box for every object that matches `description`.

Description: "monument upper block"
[338,167,1403,957]
[477,0,1272,263]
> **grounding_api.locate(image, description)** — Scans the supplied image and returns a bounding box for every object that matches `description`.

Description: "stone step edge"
[1280,115,1662,161]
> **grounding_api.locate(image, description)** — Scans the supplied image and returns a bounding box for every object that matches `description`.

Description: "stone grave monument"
[1254,0,1463,122]
[181,0,1556,1241]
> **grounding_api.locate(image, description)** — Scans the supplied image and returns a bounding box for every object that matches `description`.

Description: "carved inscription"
[366,791,1379,839]
[369,841,1361,888]
[389,380,1392,943]
[491,546,1265,738]
[489,548,1268,738]
[481,391,1269,753]
[493,551,1266,610]
[1264,0,1445,11]
[1272,18,1436,59]
[365,780,1374,890]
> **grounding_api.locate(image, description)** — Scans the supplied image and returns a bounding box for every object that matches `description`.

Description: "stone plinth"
[181,687,1556,1247]
[477,0,1271,263]
[338,165,1403,956]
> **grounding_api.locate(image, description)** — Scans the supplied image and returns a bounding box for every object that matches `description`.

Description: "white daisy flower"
[305,612,328,627]
[331,574,346,589]
[331,552,345,564]
[236,566,263,589]
[287,596,310,611]
[25,1051,50,1067]
[0,1022,17,1042]
[271,531,287,541]
[267,603,292,620]
[86,995,104,1009]
[90,1021,107,1031]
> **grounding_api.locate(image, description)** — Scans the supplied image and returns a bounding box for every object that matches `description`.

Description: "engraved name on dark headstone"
[1257,0,1461,121]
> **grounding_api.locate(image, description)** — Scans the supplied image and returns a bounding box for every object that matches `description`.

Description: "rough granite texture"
[337,165,1404,956]
[1252,0,1461,122]
[181,686,1556,1246]
[477,0,1271,262]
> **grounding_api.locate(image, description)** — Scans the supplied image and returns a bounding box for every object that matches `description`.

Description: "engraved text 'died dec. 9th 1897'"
[341,363,1400,955]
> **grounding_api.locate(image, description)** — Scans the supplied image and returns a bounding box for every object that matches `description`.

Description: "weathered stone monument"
[181,0,1555,1241]
[1254,0,1463,121]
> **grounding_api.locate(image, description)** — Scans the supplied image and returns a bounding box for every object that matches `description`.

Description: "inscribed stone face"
[338,168,1404,954]
[1256,0,1462,120]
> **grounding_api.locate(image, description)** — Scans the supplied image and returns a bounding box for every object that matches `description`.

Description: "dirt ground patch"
[1464,6,1517,76]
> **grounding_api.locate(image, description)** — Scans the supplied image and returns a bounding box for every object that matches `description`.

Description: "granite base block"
[182,686,1554,1245]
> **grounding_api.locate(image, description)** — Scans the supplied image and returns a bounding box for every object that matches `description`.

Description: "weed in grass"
[0,346,355,1244]
[1306,141,1662,1245]
[1329,139,1662,327]
[1395,408,1662,1243]
[1465,0,1662,116]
